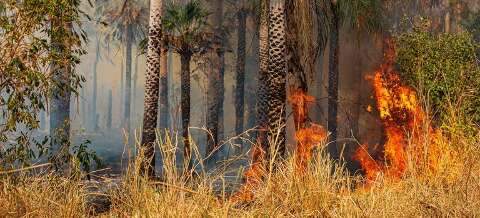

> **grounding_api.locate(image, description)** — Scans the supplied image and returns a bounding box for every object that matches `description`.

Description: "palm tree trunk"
[92,34,100,131]
[141,0,163,177]
[159,47,169,133]
[206,0,225,168]
[327,2,339,158]
[266,0,287,157]
[234,1,247,154]
[180,53,192,170]
[255,0,270,157]
[124,24,133,135]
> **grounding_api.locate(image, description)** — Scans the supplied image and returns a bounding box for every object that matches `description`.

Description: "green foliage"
[72,140,103,175]
[163,0,209,42]
[163,0,211,55]
[0,0,86,168]
[397,28,480,125]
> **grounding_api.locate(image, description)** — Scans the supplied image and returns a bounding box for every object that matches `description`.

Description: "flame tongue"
[355,39,445,183]
[288,88,327,171]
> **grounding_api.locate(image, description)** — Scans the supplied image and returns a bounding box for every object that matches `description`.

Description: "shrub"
[396,29,480,125]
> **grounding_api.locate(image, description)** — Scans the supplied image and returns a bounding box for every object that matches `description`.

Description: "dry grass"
[1,123,480,217]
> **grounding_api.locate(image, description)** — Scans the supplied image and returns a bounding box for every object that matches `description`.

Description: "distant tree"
[233,0,248,154]
[101,0,148,134]
[205,0,226,167]
[162,0,211,173]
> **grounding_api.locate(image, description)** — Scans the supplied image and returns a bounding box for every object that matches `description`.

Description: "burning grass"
[0,123,479,217]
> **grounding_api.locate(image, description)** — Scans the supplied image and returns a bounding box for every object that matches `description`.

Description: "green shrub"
[396,29,480,125]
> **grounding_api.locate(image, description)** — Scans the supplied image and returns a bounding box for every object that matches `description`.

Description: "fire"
[354,39,450,183]
[288,88,327,172]
[232,89,327,202]
[230,143,266,202]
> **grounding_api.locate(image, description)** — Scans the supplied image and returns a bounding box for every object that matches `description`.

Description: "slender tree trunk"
[266,0,287,157]
[443,0,451,33]
[159,47,169,133]
[81,86,86,127]
[206,0,225,167]
[133,52,138,127]
[327,2,339,158]
[234,1,247,154]
[141,0,163,177]
[120,47,124,128]
[107,89,113,129]
[40,110,46,130]
[256,0,270,156]
[92,34,100,131]
[180,53,192,171]
[245,14,259,132]
[124,24,133,135]
[167,50,173,131]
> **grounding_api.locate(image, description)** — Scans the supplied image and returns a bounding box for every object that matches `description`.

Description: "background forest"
[1,0,480,216]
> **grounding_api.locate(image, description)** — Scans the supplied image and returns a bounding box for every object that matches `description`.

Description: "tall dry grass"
[1,115,480,217]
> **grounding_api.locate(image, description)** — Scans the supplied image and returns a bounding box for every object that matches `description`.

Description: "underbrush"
[1,124,480,217]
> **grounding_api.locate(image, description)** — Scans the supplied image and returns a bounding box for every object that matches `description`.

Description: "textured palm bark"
[206,0,225,167]
[327,2,339,158]
[180,53,192,171]
[141,0,163,177]
[266,1,287,157]
[255,0,270,156]
[234,3,247,153]
[124,24,133,135]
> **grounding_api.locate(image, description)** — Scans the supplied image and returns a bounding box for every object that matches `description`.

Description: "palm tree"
[162,0,211,172]
[205,0,225,167]
[140,0,164,177]
[101,0,148,134]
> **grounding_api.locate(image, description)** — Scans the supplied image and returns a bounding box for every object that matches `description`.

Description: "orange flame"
[230,143,266,202]
[354,39,447,183]
[232,89,327,202]
[288,89,327,172]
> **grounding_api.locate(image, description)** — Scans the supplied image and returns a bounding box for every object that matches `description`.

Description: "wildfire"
[288,89,327,171]
[354,39,450,183]
[232,89,327,202]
